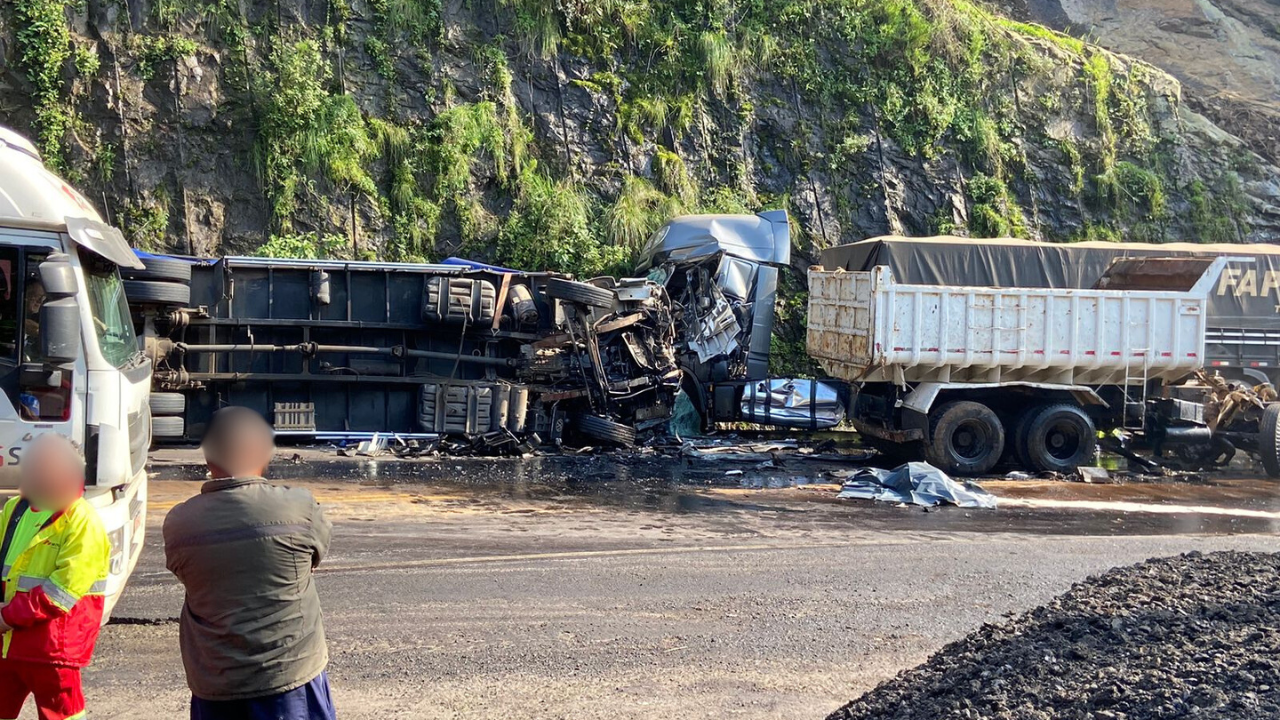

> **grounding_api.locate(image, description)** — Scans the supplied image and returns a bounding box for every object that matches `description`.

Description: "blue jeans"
[190,671,336,720]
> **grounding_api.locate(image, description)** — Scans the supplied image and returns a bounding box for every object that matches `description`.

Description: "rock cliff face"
[0,0,1277,282]
[1007,0,1280,166]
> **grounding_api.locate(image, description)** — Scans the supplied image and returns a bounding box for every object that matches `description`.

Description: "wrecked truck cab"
[637,211,788,386]
[636,210,843,430]
[636,209,791,268]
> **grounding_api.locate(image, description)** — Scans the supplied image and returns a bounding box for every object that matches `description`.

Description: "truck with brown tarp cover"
[821,236,1280,388]
[811,237,1280,477]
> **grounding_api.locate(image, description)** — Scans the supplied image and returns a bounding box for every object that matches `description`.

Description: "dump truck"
[808,249,1280,477]
[0,126,149,615]
[129,211,844,448]
[821,236,1280,388]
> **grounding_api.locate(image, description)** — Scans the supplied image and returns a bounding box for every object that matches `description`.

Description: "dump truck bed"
[807,257,1237,386]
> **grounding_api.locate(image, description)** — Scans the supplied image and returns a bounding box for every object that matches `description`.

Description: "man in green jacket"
[163,407,335,720]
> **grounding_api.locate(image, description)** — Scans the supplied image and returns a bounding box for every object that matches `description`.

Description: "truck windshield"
[79,251,139,368]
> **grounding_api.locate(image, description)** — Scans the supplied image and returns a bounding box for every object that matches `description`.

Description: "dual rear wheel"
[923,400,1096,476]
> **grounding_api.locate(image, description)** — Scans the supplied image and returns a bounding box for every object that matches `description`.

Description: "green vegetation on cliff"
[14,0,74,170]
[2,0,1270,272]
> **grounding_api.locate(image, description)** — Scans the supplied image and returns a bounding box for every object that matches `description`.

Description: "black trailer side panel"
[176,260,525,439]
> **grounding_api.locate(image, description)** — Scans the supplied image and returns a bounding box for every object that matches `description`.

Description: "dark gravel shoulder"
[827,551,1280,720]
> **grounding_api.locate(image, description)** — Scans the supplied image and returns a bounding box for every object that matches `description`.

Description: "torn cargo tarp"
[739,378,845,428]
[835,462,998,508]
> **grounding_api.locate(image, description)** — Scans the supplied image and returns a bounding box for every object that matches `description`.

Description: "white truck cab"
[0,126,149,617]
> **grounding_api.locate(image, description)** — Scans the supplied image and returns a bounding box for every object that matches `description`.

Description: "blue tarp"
[441,257,522,273]
[836,462,998,509]
[133,249,196,264]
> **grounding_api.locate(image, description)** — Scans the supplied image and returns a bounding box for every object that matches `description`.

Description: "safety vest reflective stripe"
[11,576,107,610]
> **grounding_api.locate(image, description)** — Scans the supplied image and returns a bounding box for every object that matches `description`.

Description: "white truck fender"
[898,381,1109,415]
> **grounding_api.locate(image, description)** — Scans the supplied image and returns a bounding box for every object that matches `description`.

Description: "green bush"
[135,34,199,80]
[15,0,73,167]
[967,173,1027,238]
[253,38,377,232]
[254,233,349,259]
[1092,161,1165,223]
[120,193,171,251]
[498,169,624,277]
[73,44,101,76]
[606,175,677,253]
[1187,177,1246,244]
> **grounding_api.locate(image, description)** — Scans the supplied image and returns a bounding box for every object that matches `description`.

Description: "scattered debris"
[677,439,867,464]
[827,551,1280,720]
[680,441,798,461]
[355,433,388,457]
[1077,466,1111,483]
[834,462,998,508]
[738,378,845,428]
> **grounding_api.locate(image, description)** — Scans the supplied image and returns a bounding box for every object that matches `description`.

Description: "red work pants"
[0,659,84,720]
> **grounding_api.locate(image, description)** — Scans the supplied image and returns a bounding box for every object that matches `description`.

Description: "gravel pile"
[827,551,1280,720]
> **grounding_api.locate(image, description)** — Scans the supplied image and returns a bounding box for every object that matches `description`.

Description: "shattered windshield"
[79,250,139,368]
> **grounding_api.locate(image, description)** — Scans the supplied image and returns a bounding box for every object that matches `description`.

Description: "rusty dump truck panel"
[806,258,1235,386]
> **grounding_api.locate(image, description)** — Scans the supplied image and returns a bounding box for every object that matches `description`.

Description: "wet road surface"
[38,449,1280,719]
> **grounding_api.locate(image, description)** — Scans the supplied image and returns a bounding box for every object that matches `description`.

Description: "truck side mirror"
[41,297,81,365]
[38,253,79,297]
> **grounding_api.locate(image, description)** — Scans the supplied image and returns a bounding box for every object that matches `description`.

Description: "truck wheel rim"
[1045,421,1082,460]
[951,421,991,461]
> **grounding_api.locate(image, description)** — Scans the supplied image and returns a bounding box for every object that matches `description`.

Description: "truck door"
[0,246,71,490]
[0,245,26,489]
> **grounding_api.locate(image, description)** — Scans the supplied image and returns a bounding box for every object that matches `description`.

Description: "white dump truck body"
[808,257,1238,387]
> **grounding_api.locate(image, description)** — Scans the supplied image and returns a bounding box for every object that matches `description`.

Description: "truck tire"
[125,257,192,284]
[1008,407,1038,470]
[576,414,637,447]
[1022,403,1097,474]
[124,280,190,307]
[1261,404,1280,479]
[924,401,1005,476]
[151,415,185,440]
[546,278,615,309]
[149,392,186,416]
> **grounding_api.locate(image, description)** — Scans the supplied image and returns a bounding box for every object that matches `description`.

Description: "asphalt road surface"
[21,452,1280,719]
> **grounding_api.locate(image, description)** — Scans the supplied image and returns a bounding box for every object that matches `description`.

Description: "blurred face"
[203,407,275,479]
[20,435,84,510]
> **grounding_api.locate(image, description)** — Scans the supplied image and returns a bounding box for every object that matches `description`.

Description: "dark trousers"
[190,671,336,720]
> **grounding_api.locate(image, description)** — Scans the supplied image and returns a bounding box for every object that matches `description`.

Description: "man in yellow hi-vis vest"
[0,435,110,720]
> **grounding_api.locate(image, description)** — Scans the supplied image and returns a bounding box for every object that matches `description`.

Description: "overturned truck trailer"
[130,211,840,447]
